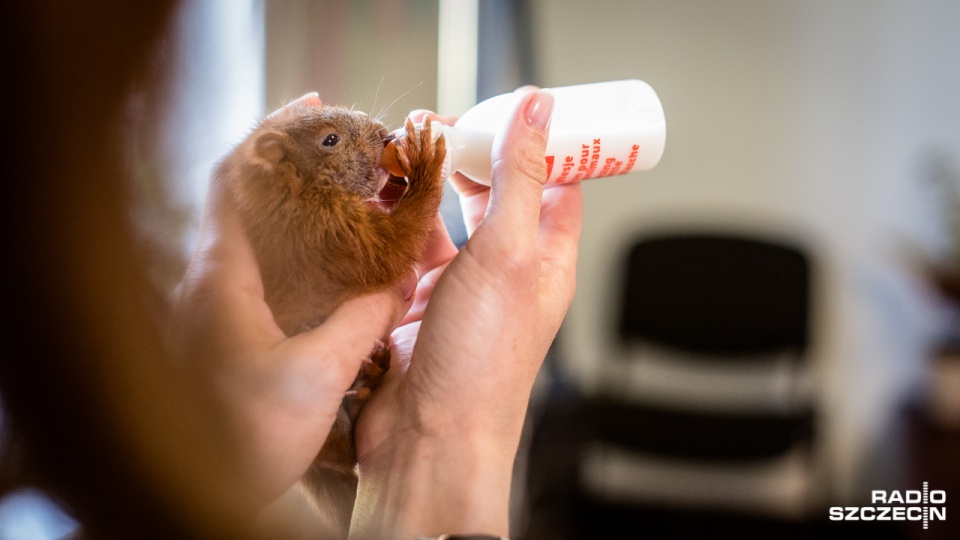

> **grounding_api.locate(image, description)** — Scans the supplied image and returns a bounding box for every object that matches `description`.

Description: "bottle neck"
[439,123,494,186]
[438,124,458,181]
[408,121,494,185]
[408,121,458,182]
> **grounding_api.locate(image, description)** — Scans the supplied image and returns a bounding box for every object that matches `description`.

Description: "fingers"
[400,213,456,326]
[537,182,583,321]
[448,171,490,199]
[450,180,490,236]
[289,285,413,390]
[265,92,322,120]
[199,184,264,289]
[538,183,583,269]
[475,90,555,252]
[407,109,458,126]
[176,177,288,355]
[418,212,458,273]
[492,90,553,222]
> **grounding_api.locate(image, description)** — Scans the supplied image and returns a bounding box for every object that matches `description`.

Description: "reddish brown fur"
[219,103,445,335]
[215,102,446,535]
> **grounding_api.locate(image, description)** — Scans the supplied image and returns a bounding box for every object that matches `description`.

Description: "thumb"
[482,90,554,242]
[283,277,416,391]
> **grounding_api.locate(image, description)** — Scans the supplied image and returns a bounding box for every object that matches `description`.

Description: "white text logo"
[829,482,946,530]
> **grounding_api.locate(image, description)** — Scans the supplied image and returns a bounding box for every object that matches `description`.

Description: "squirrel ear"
[254,131,290,165]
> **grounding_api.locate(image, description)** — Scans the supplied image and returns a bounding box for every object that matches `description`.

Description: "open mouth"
[376,174,408,208]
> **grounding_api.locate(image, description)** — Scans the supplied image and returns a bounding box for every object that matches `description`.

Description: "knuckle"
[496,144,548,186]
[496,241,540,281]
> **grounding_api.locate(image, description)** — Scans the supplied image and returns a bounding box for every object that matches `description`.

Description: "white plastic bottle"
[385,80,666,186]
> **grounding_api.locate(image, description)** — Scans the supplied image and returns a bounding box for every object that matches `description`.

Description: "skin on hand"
[351,89,584,539]
[171,93,418,512]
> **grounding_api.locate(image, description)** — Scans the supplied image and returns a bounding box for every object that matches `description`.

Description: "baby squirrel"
[215,96,446,535]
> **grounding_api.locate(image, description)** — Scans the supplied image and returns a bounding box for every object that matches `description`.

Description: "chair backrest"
[617,232,811,357]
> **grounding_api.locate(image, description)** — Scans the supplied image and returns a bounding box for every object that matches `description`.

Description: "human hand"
[351,89,583,539]
[170,94,417,512]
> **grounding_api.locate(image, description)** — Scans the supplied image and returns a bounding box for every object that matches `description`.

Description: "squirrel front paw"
[342,339,391,422]
[393,118,447,185]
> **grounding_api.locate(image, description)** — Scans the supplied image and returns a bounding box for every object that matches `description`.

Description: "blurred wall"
[265,0,439,128]
[532,0,960,502]
[134,0,265,270]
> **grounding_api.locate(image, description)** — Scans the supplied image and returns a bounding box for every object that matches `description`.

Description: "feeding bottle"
[380,79,666,186]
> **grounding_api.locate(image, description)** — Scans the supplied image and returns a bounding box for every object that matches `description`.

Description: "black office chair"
[578,231,821,519]
[618,233,809,358]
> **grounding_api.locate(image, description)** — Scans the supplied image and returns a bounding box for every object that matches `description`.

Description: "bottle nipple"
[379,122,447,178]
[379,139,406,177]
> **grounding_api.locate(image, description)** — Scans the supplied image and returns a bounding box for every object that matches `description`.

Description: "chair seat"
[580,438,816,519]
[588,398,815,461]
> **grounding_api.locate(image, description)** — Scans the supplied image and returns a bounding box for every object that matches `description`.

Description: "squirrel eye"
[321,134,341,147]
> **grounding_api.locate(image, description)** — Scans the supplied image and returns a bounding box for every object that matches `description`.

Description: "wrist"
[351,426,516,540]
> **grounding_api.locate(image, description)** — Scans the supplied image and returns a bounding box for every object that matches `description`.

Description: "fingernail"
[295,92,321,107]
[524,90,554,131]
[408,109,432,124]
